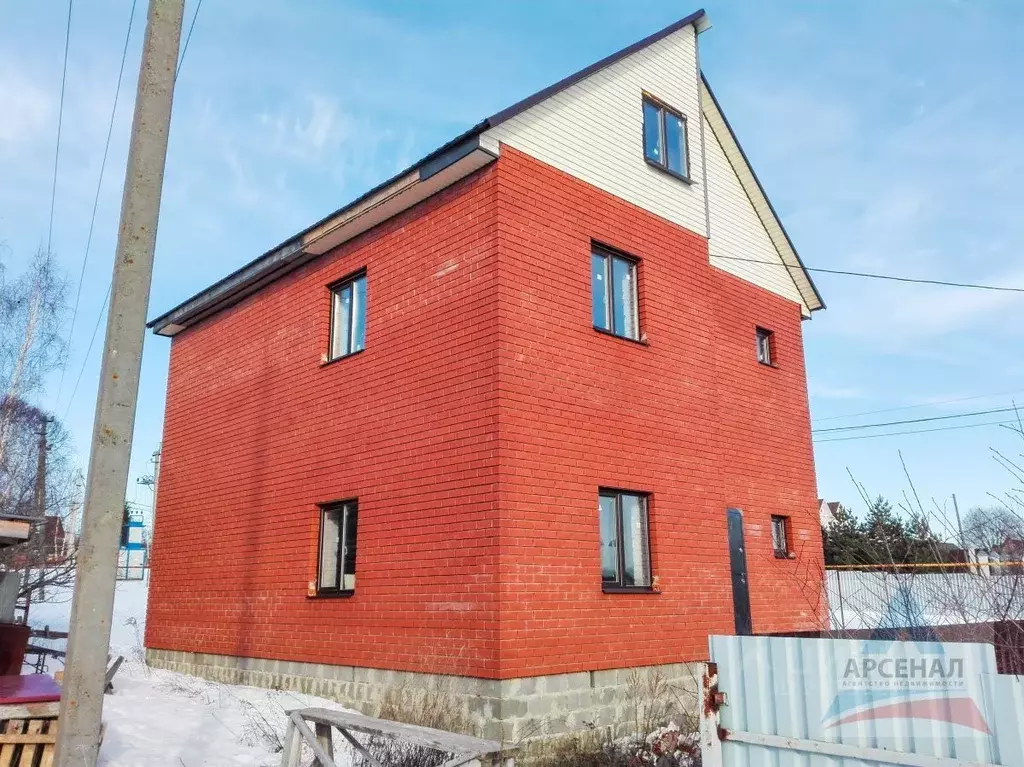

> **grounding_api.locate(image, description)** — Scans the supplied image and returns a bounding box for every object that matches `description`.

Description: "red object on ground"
[0,623,29,675]
[0,674,61,704]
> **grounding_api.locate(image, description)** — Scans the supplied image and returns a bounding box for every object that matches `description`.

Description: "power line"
[812,405,1021,434]
[814,418,1021,444]
[56,0,138,408]
[62,285,110,425]
[175,0,202,79]
[47,0,74,253]
[812,388,1024,423]
[712,254,1024,294]
[61,0,201,420]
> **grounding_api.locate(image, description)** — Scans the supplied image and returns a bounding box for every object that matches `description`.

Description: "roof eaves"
[147,121,490,331]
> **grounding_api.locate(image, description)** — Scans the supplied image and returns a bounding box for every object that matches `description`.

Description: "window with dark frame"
[771,515,790,558]
[318,500,358,594]
[642,96,688,179]
[592,247,639,341]
[756,327,774,366]
[329,273,367,361]
[599,490,652,590]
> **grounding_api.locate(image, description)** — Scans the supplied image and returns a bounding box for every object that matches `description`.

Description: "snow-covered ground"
[27,578,355,767]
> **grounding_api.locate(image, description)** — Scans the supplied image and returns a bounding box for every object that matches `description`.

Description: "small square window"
[329,273,367,361]
[642,96,688,179]
[318,500,358,593]
[592,247,639,340]
[756,327,774,366]
[771,515,790,558]
[599,490,652,589]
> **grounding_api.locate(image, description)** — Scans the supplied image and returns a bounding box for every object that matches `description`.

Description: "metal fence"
[827,570,1024,631]
[702,634,1024,766]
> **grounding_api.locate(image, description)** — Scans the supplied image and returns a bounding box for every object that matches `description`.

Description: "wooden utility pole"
[34,415,49,517]
[54,2,183,764]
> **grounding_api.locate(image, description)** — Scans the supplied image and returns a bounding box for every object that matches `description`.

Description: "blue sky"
[1,1,1023,528]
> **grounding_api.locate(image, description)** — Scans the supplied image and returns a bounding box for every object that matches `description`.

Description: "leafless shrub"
[351,677,473,767]
[237,698,285,753]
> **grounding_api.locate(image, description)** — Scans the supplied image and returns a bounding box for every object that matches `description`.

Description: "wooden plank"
[0,720,23,767]
[288,713,337,767]
[295,708,507,756]
[0,707,58,722]
[725,730,1000,767]
[314,722,334,767]
[38,744,54,767]
[0,520,31,543]
[334,727,383,767]
[17,720,43,766]
[278,718,298,767]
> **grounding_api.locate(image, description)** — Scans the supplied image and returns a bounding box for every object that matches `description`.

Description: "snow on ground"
[27,577,358,766]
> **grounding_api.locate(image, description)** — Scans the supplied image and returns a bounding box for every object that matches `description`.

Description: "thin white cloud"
[0,65,52,154]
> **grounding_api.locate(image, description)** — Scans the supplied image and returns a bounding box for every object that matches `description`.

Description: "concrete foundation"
[145,648,700,742]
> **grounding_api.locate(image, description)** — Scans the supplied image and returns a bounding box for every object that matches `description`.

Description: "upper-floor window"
[318,500,358,594]
[599,489,652,590]
[771,515,790,558]
[642,96,688,179]
[329,273,367,361]
[592,247,639,341]
[756,327,774,366]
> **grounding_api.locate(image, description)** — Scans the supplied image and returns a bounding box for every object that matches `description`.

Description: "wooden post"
[314,722,334,767]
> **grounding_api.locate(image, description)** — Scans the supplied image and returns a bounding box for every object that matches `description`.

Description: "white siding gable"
[703,112,807,310]
[482,24,708,238]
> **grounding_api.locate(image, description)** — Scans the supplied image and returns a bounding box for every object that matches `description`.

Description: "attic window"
[642,96,688,180]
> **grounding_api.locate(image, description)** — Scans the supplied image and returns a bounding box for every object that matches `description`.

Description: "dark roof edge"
[149,10,711,332]
[486,9,708,128]
[147,123,488,330]
[700,72,826,312]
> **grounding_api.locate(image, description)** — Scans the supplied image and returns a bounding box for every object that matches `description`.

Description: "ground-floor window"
[599,489,651,590]
[318,500,358,594]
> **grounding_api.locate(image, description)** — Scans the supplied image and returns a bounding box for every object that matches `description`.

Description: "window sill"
[602,585,659,594]
[593,326,648,346]
[320,348,365,368]
[758,360,778,369]
[644,158,693,185]
[308,590,355,599]
[774,552,796,560]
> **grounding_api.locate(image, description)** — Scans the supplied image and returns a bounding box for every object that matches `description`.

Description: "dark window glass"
[642,97,688,178]
[592,253,610,331]
[318,501,358,593]
[599,490,651,589]
[664,112,687,176]
[599,495,618,582]
[592,248,639,340]
[330,274,367,360]
[756,327,773,365]
[771,515,789,558]
[643,100,663,164]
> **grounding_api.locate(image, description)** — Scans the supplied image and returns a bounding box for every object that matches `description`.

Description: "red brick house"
[145,10,826,739]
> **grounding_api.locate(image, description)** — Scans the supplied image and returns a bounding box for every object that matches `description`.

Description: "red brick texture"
[146,147,824,682]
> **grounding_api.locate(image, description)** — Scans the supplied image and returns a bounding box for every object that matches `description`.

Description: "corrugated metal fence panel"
[709,635,1022,766]
[827,570,1024,630]
[984,674,1024,765]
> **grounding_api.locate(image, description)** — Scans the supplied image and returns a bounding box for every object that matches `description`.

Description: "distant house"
[8,516,67,569]
[819,499,845,528]
[145,10,827,740]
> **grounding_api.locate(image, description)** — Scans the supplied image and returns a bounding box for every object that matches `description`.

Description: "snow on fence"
[827,569,1024,631]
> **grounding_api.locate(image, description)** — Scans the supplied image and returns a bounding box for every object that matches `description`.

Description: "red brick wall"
[147,147,824,682]
[146,168,503,678]
[494,148,823,678]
